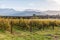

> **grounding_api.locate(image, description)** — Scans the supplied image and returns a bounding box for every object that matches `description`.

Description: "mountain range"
[0,8,60,16]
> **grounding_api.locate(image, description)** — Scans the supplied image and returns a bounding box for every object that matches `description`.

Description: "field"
[0,18,60,40]
[0,27,60,40]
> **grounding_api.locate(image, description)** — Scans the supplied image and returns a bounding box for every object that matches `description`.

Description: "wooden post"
[10,21,13,34]
[30,26,32,32]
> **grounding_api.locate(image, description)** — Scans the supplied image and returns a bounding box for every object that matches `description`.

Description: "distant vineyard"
[0,18,60,33]
[0,14,60,19]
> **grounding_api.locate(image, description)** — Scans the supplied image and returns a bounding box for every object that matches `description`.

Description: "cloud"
[46,0,60,5]
[0,0,60,11]
[41,0,60,10]
[9,0,60,11]
[53,0,60,4]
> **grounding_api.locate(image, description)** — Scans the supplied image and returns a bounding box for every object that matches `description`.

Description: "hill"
[0,9,60,16]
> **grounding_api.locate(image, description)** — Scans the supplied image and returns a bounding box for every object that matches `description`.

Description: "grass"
[0,26,59,40]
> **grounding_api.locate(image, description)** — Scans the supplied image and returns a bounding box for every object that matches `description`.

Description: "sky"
[0,0,60,11]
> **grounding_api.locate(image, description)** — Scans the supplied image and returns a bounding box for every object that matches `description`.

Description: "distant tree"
[32,14,39,19]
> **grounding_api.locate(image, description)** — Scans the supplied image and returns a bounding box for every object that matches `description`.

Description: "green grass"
[0,27,60,40]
